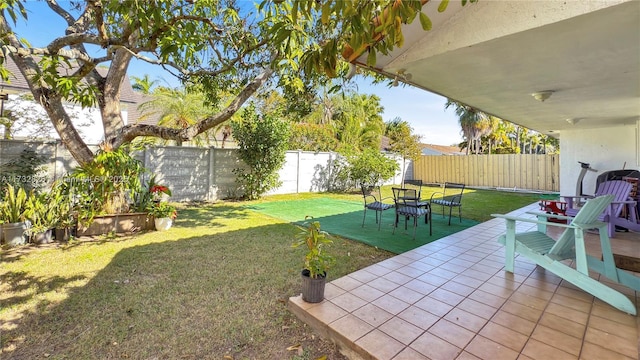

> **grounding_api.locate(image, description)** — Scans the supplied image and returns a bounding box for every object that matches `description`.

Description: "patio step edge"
[288,295,373,360]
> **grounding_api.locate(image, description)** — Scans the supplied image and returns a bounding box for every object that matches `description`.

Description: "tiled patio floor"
[289,203,639,360]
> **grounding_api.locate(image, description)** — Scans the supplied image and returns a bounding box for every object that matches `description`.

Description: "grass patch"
[0,189,544,359]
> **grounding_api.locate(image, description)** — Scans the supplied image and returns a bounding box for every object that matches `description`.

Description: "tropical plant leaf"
[419,12,432,31]
[438,0,450,12]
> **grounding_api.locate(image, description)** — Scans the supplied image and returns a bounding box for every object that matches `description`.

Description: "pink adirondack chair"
[563,180,639,237]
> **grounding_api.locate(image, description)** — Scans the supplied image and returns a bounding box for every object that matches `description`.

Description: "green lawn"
[0,189,543,359]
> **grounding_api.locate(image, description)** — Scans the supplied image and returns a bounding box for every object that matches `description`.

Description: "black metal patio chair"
[360,184,394,230]
[430,182,465,225]
[392,187,431,239]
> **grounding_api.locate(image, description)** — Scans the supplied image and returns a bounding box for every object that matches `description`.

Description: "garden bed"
[77,212,154,237]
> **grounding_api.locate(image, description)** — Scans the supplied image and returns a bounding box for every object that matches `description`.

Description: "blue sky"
[10,1,463,146]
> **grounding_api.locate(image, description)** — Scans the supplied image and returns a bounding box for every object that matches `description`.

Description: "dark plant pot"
[2,222,29,247]
[301,269,326,303]
[33,228,54,244]
[55,227,72,243]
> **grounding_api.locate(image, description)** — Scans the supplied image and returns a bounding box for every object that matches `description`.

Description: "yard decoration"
[292,217,335,303]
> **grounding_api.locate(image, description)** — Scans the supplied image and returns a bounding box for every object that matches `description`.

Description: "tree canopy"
[385,117,422,161]
[445,99,559,155]
[0,0,469,164]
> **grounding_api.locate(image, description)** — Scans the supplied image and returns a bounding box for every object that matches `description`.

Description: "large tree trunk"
[99,49,131,140]
[9,54,94,164]
[43,94,95,164]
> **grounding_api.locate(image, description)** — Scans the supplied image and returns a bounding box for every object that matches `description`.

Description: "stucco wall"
[560,123,638,197]
[4,94,128,145]
[0,141,406,201]
[398,0,625,66]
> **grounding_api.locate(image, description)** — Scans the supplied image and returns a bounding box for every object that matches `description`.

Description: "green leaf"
[291,2,298,22]
[438,0,450,12]
[0,67,10,83]
[328,85,341,94]
[366,49,376,66]
[343,2,355,18]
[419,12,432,31]
[321,1,330,24]
[396,30,404,48]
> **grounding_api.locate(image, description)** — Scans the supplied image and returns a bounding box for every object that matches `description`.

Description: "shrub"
[331,148,399,190]
[231,106,290,200]
[69,148,144,223]
[147,201,177,219]
[0,149,47,198]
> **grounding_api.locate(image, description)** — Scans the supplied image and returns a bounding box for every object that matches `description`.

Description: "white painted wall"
[267,151,407,196]
[560,123,638,197]
[396,0,626,67]
[4,93,128,145]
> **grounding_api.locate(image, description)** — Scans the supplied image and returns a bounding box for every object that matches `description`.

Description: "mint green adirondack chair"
[493,194,640,315]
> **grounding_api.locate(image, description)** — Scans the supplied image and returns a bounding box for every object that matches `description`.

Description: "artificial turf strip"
[245,198,479,254]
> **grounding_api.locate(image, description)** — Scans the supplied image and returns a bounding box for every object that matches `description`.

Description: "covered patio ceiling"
[352,0,640,137]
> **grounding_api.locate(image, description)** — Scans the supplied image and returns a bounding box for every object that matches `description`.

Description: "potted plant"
[25,192,57,244]
[149,183,172,203]
[49,180,76,242]
[132,175,160,213]
[292,217,335,303]
[148,202,177,231]
[0,184,29,246]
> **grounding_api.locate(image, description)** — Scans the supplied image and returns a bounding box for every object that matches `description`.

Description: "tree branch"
[45,0,76,26]
[109,66,274,148]
[2,45,96,64]
[47,33,103,54]
[1,13,94,164]
[88,0,109,45]
[145,15,224,45]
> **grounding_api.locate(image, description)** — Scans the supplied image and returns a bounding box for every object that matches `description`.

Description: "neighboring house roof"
[1,56,29,92]
[130,92,159,126]
[1,56,138,122]
[421,143,464,155]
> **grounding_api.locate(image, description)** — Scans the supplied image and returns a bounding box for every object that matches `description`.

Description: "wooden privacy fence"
[412,154,559,192]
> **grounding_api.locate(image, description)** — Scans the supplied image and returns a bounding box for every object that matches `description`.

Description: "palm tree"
[138,88,215,146]
[332,93,385,152]
[130,75,160,94]
[385,117,422,180]
[480,117,499,154]
[445,99,492,154]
